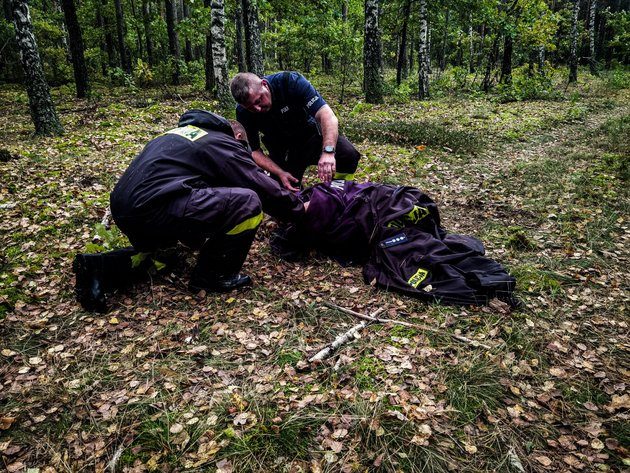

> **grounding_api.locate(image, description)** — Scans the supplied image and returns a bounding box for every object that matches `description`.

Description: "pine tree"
[60,0,89,97]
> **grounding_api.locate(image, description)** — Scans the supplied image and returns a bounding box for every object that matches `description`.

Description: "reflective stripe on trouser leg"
[226,211,263,235]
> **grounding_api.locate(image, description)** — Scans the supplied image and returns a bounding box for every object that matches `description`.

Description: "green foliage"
[133,59,153,88]
[496,68,560,102]
[604,68,630,90]
[84,224,128,253]
[343,118,483,153]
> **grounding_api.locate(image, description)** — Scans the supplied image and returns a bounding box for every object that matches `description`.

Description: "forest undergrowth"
[0,71,628,472]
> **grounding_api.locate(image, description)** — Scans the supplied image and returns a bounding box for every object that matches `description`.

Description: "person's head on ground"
[230,73,272,113]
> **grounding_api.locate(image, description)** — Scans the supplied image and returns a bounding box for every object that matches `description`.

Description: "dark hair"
[230,72,260,104]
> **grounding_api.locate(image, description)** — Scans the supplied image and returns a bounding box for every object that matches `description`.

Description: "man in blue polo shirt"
[230,71,361,191]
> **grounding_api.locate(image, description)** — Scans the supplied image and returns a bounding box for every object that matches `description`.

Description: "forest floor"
[0,71,628,472]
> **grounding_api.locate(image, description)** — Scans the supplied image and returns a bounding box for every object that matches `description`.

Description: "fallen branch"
[308,307,385,363]
[323,302,491,350]
[101,207,112,229]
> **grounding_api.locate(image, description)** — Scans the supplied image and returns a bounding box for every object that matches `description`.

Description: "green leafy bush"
[133,59,153,88]
[496,70,560,102]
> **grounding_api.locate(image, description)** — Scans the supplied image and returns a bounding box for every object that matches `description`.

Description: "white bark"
[418,0,430,99]
[210,0,232,107]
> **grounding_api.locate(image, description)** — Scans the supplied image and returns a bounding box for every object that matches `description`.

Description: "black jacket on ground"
[275,181,517,306]
[110,109,305,223]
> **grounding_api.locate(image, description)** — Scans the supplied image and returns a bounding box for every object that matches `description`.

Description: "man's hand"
[279,171,300,192]
[318,153,336,184]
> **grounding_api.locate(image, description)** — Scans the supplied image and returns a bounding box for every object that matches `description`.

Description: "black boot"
[188,230,256,294]
[73,253,108,313]
[72,247,148,312]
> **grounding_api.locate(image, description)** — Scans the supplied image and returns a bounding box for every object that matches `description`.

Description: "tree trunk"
[204,0,214,91]
[95,1,107,75]
[469,14,474,72]
[427,24,432,74]
[417,0,429,99]
[129,0,144,60]
[183,0,192,62]
[482,35,499,92]
[102,0,116,69]
[538,45,546,76]
[363,0,382,103]
[52,0,70,58]
[11,0,63,135]
[113,0,131,73]
[242,0,263,76]
[500,33,512,83]
[235,1,246,72]
[142,0,154,65]
[439,8,449,71]
[568,0,580,83]
[60,0,89,97]
[165,0,180,84]
[396,0,411,85]
[210,0,232,107]
[588,0,597,74]
[3,0,12,21]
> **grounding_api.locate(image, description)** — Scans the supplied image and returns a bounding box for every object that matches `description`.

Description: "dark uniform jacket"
[110,109,305,224]
[235,71,327,158]
[274,181,517,307]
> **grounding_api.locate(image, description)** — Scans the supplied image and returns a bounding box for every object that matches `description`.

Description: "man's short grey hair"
[230,72,261,104]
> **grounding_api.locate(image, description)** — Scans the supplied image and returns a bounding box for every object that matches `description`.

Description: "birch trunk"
[363,0,383,103]
[539,45,546,76]
[60,0,89,97]
[439,9,449,71]
[469,15,474,72]
[11,0,63,135]
[142,0,154,65]
[417,0,430,99]
[568,0,580,83]
[210,0,232,107]
[235,1,246,72]
[204,0,214,92]
[589,0,597,74]
[242,0,264,76]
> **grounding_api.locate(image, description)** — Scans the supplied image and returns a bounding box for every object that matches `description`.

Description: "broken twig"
[308,307,385,363]
[323,302,491,350]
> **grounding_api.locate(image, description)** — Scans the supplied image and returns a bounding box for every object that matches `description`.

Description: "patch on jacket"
[165,125,208,142]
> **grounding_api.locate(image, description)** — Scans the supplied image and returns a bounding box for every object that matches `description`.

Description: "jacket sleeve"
[202,135,305,222]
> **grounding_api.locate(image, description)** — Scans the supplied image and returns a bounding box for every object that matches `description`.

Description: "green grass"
[442,356,504,426]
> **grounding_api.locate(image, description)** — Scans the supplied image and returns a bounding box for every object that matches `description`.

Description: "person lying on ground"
[230,71,361,191]
[73,110,306,312]
[271,180,519,307]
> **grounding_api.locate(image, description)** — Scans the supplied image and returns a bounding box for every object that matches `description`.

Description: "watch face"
[324,145,335,153]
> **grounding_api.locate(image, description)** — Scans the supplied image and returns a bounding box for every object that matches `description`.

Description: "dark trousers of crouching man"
[113,186,263,292]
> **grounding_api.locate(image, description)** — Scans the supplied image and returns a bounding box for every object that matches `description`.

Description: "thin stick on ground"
[308,307,385,363]
[323,302,492,350]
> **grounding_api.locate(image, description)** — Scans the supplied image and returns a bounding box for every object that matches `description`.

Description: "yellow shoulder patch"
[408,267,429,288]
[165,125,208,142]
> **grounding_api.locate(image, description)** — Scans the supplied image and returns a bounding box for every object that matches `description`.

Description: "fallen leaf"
[169,423,184,434]
[535,455,552,467]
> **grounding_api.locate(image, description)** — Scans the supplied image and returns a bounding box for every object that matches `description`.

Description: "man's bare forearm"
[252,149,285,177]
[316,105,339,149]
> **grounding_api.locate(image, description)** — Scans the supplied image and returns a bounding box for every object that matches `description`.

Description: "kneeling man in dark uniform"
[230,71,361,191]
[74,110,305,312]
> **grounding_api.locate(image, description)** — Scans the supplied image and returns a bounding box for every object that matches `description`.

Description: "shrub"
[133,59,153,88]
[496,70,561,102]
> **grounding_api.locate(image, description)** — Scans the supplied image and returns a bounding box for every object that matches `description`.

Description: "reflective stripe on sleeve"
[333,172,355,181]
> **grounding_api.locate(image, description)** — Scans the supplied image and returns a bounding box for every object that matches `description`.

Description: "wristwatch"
[323,145,335,154]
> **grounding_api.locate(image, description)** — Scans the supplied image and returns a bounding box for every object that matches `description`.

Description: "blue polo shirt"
[236,72,327,156]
